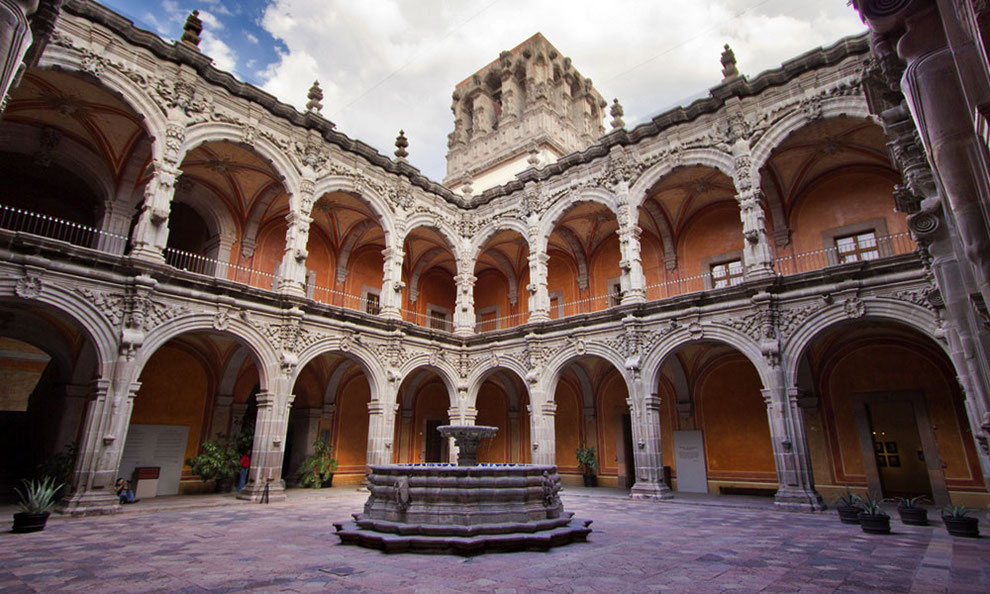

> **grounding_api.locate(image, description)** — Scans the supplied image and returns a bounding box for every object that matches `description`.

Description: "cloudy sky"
[99,0,866,182]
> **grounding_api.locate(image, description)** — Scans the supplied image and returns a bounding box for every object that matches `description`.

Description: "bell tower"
[444,33,606,195]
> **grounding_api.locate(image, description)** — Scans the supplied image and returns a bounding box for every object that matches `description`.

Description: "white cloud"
[245,31,260,44]
[258,0,866,181]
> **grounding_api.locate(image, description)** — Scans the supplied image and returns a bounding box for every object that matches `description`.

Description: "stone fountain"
[334,425,592,554]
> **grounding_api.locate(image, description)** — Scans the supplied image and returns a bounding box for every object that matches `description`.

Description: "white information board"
[119,424,189,496]
[673,430,708,493]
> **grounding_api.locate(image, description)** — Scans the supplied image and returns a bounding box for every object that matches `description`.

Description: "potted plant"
[895,495,930,526]
[297,438,338,488]
[942,505,980,538]
[186,438,240,492]
[833,486,863,524]
[576,444,599,487]
[857,492,891,534]
[12,476,63,533]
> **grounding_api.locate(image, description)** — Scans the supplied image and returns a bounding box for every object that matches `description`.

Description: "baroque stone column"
[275,181,316,296]
[618,224,647,304]
[527,250,551,322]
[453,272,477,336]
[626,389,672,500]
[0,0,39,111]
[238,391,292,502]
[130,161,181,262]
[379,247,405,320]
[63,377,140,515]
[366,396,399,466]
[737,189,775,280]
[761,382,824,511]
[529,395,556,466]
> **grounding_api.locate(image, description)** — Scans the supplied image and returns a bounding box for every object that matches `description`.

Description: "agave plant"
[15,476,64,514]
[859,492,888,517]
[833,486,862,508]
[895,495,930,509]
[942,505,975,519]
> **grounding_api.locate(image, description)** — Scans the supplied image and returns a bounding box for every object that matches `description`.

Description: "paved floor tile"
[1,489,988,592]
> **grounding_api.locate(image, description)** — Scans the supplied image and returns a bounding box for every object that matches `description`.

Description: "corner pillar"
[529,394,556,466]
[737,189,775,280]
[527,251,551,322]
[453,272,477,336]
[366,396,398,466]
[129,161,181,262]
[618,224,647,304]
[762,385,824,511]
[379,247,405,320]
[275,184,315,296]
[0,0,39,112]
[238,390,292,502]
[626,391,672,500]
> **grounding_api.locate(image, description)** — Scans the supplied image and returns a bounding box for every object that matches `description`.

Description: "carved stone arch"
[396,359,460,409]
[408,246,446,304]
[322,358,355,409]
[465,362,530,410]
[0,279,118,375]
[643,325,771,391]
[750,101,872,176]
[402,215,460,253]
[336,219,378,283]
[241,184,284,257]
[0,308,76,380]
[133,314,278,393]
[628,148,736,213]
[293,339,386,400]
[538,187,620,252]
[569,362,595,410]
[639,199,677,269]
[551,226,589,290]
[173,178,240,249]
[180,123,302,198]
[484,250,520,306]
[468,216,529,261]
[311,175,396,247]
[540,342,627,403]
[0,121,116,203]
[33,55,168,161]
[781,298,944,387]
[217,345,251,396]
[399,369,432,413]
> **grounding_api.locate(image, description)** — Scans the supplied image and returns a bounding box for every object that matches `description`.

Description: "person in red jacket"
[238,453,250,491]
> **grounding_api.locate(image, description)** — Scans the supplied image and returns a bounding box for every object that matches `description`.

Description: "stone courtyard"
[2,489,988,593]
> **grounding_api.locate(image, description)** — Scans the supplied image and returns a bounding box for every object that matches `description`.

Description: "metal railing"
[309,284,377,313]
[401,308,453,332]
[163,246,276,287]
[0,204,127,254]
[773,232,915,276]
[474,311,529,333]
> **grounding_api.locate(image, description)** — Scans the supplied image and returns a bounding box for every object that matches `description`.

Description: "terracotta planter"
[943,516,979,538]
[582,474,597,488]
[836,505,862,524]
[897,506,929,526]
[858,512,891,534]
[12,511,50,533]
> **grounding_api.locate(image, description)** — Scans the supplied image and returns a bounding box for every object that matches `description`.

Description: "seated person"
[115,478,137,504]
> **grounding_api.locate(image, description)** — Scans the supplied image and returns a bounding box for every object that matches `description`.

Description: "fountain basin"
[334,463,592,554]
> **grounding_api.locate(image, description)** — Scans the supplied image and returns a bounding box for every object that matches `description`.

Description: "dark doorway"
[424,419,444,463]
[867,400,933,499]
[617,412,635,489]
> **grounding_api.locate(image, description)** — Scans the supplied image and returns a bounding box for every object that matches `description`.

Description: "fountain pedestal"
[334,425,592,554]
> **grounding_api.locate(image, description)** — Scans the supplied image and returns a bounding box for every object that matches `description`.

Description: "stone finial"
[394,130,409,161]
[180,10,203,48]
[527,148,540,167]
[609,98,625,130]
[306,80,324,113]
[721,44,739,82]
[461,179,473,197]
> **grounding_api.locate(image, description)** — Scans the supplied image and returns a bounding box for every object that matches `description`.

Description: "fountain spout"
[437,425,498,466]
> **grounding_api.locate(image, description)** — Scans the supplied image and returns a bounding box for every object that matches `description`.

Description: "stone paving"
[1,488,988,593]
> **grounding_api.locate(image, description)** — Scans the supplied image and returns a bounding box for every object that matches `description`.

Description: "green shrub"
[297,439,338,488]
[576,444,598,475]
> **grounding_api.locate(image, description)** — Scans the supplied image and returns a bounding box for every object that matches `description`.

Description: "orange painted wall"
[474,268,511,326]
[547,251,578,314]
[787,170,907,259]
[676,203,743,278]
[658,377,677,480]
[554,380,583,473]
[247,220,286,290]
[589,234,622,310]
[302,228,335,291]
[476,383,509,463]
[640,232,665,288]
[343,246,384,302]
[132,345,210,466]
[596,371,629,477]
[292,365,323,409]
[333,374,370,472]
[821,343,983,490]
[410,269,456,319]
[233,365,258,405]
[697,356,775,480]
